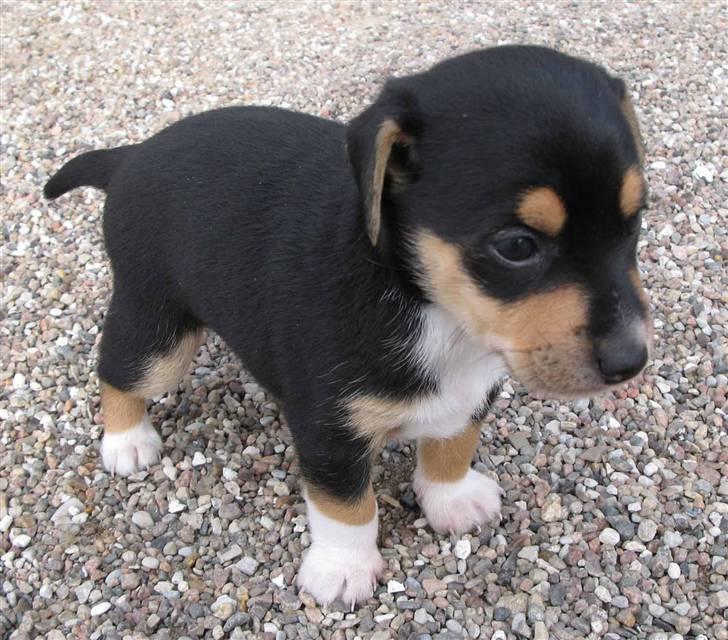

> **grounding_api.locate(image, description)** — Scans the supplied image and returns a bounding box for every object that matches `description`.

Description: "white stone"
[668,563,681,579]
[0,515,12,532]
[454,539,471,560]
[387,579,405,593]
[692,162,715,183]
[644,462,659,476]
[154,581,178,598]
[142,557,160,570]
[11,533,31,548]
[599,528,620,546]
[51,497,85,522]
[271,574,285,588]
[595,585,612,602]
[90,602,111,616]
[168,499,186,514]
[664,531,683,548]
[192,451,207,466]
[12,373,26,389]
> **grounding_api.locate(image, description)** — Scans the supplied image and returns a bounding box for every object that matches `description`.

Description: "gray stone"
[638,520,658,542]
[132,511,154,529]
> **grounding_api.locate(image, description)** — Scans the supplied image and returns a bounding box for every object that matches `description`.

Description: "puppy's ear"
[347,83,423,247]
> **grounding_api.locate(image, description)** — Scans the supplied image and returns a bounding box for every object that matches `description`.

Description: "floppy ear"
[347,84,423,247]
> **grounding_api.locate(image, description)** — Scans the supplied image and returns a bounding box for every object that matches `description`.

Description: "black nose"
[596,335,648,384]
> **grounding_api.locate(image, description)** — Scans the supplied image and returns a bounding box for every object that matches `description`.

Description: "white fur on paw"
[298,542,384,608]
[101,415,162,476]
[414,468,501,535]
[297,493,384,608]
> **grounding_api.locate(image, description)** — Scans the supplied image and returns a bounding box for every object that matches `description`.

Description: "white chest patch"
[398,305,506,440]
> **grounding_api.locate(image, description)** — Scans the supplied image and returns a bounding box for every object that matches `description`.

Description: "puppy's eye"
[492,234,539,263]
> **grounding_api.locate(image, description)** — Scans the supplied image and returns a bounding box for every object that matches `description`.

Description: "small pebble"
[599,528,621,546]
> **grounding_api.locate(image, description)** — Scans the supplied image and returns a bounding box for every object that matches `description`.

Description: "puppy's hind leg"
[97,288,203,476]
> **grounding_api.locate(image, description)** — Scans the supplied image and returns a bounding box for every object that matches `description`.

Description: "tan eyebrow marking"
[620,166,646,218]
[515,186,567,236]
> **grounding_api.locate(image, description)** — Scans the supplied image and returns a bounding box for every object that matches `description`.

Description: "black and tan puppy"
[44,45,651,607]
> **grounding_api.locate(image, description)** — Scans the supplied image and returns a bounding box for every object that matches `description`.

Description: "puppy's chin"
[511,367,643,401]
[500,355,613,400]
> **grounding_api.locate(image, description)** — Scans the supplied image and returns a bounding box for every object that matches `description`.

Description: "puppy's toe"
[414,468,501,535]
[101,416,162,476]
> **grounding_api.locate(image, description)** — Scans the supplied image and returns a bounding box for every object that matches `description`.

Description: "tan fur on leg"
[101,382,145,434]
[418,422,480,483]
[133,329,203,398]
[306,484,377,526]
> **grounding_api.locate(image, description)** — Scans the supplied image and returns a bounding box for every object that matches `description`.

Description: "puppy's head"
[348,45,651,397]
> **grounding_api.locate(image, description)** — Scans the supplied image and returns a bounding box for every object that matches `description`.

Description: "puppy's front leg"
[298,482,383,608]
[414,423,501,535]
[295,432,384,608]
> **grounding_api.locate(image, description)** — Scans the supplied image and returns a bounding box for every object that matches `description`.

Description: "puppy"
[44,45,651,607]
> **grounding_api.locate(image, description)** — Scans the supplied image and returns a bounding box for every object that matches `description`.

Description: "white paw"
[101,415,162,476]
[298,542,384,608]
[414,468,501,535]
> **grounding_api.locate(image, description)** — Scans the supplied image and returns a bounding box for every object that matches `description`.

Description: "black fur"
[44,45,648,501]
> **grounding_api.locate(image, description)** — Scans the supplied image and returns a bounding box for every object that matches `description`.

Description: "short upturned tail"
[43,145,136,199]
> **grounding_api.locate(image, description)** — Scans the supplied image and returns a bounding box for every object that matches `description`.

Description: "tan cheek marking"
[307,484,376,526]
[101,383,145,434]
[415,231,500,336]
[620,166,646,219]
[133,329,204,398]
[418,423,480,483]
[516,187,567,236]
[415,231,588,348]
[621,94,644,162]
[498,285,589,352]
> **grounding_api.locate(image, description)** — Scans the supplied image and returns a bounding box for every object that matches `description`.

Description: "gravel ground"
[1,1,727,639]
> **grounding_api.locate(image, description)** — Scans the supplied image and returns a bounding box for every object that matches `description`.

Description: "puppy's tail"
[43,145,136,199]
